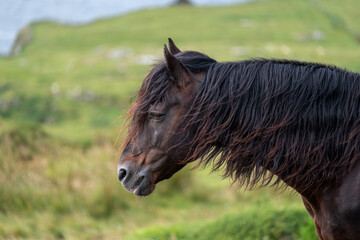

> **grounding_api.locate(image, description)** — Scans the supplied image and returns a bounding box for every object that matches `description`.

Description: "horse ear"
[168,38,181,54]
[164,44,192,89]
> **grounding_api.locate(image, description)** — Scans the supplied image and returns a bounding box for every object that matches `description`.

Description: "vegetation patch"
[130,207,317,240]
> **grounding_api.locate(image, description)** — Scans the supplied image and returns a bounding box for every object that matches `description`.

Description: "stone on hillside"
[11,25,33,56]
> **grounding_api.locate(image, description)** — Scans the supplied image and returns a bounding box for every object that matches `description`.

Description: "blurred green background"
[1,0,359,239]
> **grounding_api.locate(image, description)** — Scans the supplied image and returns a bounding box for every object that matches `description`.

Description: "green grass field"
[0,0,359,239]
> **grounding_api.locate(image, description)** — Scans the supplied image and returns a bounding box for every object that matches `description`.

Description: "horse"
[117,39,360,240]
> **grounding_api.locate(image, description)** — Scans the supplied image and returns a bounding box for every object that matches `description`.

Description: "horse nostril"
[118,168,127,182]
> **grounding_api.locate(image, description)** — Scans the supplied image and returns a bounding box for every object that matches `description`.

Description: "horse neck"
[191,59,358,198]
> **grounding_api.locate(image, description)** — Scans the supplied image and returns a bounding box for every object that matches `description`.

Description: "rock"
[11,25,33,56]
[296,30,325,42]
[173,0,191,5]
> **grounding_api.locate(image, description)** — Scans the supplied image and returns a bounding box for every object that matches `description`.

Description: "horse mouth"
[131,177,156,196]
[131,176,145,191]
[119,170,155,196]
[131,176,154,196]
[133,182,156,196]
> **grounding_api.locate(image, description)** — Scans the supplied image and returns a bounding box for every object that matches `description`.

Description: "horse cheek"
[151,129,161,147]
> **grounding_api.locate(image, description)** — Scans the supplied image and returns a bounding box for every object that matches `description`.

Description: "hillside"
[0,0,359,239]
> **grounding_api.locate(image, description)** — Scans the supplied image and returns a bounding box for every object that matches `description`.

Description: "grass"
[130,206,317,240]
[0,0,359,239]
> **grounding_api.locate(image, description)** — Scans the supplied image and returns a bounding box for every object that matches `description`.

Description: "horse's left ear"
[168,38,181,54]
[164,44,193,89]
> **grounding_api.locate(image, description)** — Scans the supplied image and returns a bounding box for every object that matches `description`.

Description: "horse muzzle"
[117,163,155,196]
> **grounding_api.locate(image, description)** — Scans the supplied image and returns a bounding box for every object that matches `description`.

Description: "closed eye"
[149,112,165,121]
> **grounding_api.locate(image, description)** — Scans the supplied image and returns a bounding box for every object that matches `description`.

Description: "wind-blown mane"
[127,51,360,196]
[185,59,360,195]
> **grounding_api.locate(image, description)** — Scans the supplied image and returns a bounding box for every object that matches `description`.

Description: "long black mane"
[130,51,360,196]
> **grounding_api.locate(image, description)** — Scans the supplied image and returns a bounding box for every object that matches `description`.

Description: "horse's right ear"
[164,44,192,89]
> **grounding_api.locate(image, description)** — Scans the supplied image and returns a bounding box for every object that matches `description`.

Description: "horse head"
[117,39,215,196]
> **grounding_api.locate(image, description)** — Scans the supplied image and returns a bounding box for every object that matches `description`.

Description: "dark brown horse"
[118,39,360,240]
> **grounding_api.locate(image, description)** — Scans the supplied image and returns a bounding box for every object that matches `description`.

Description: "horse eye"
[150,112,165,121]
